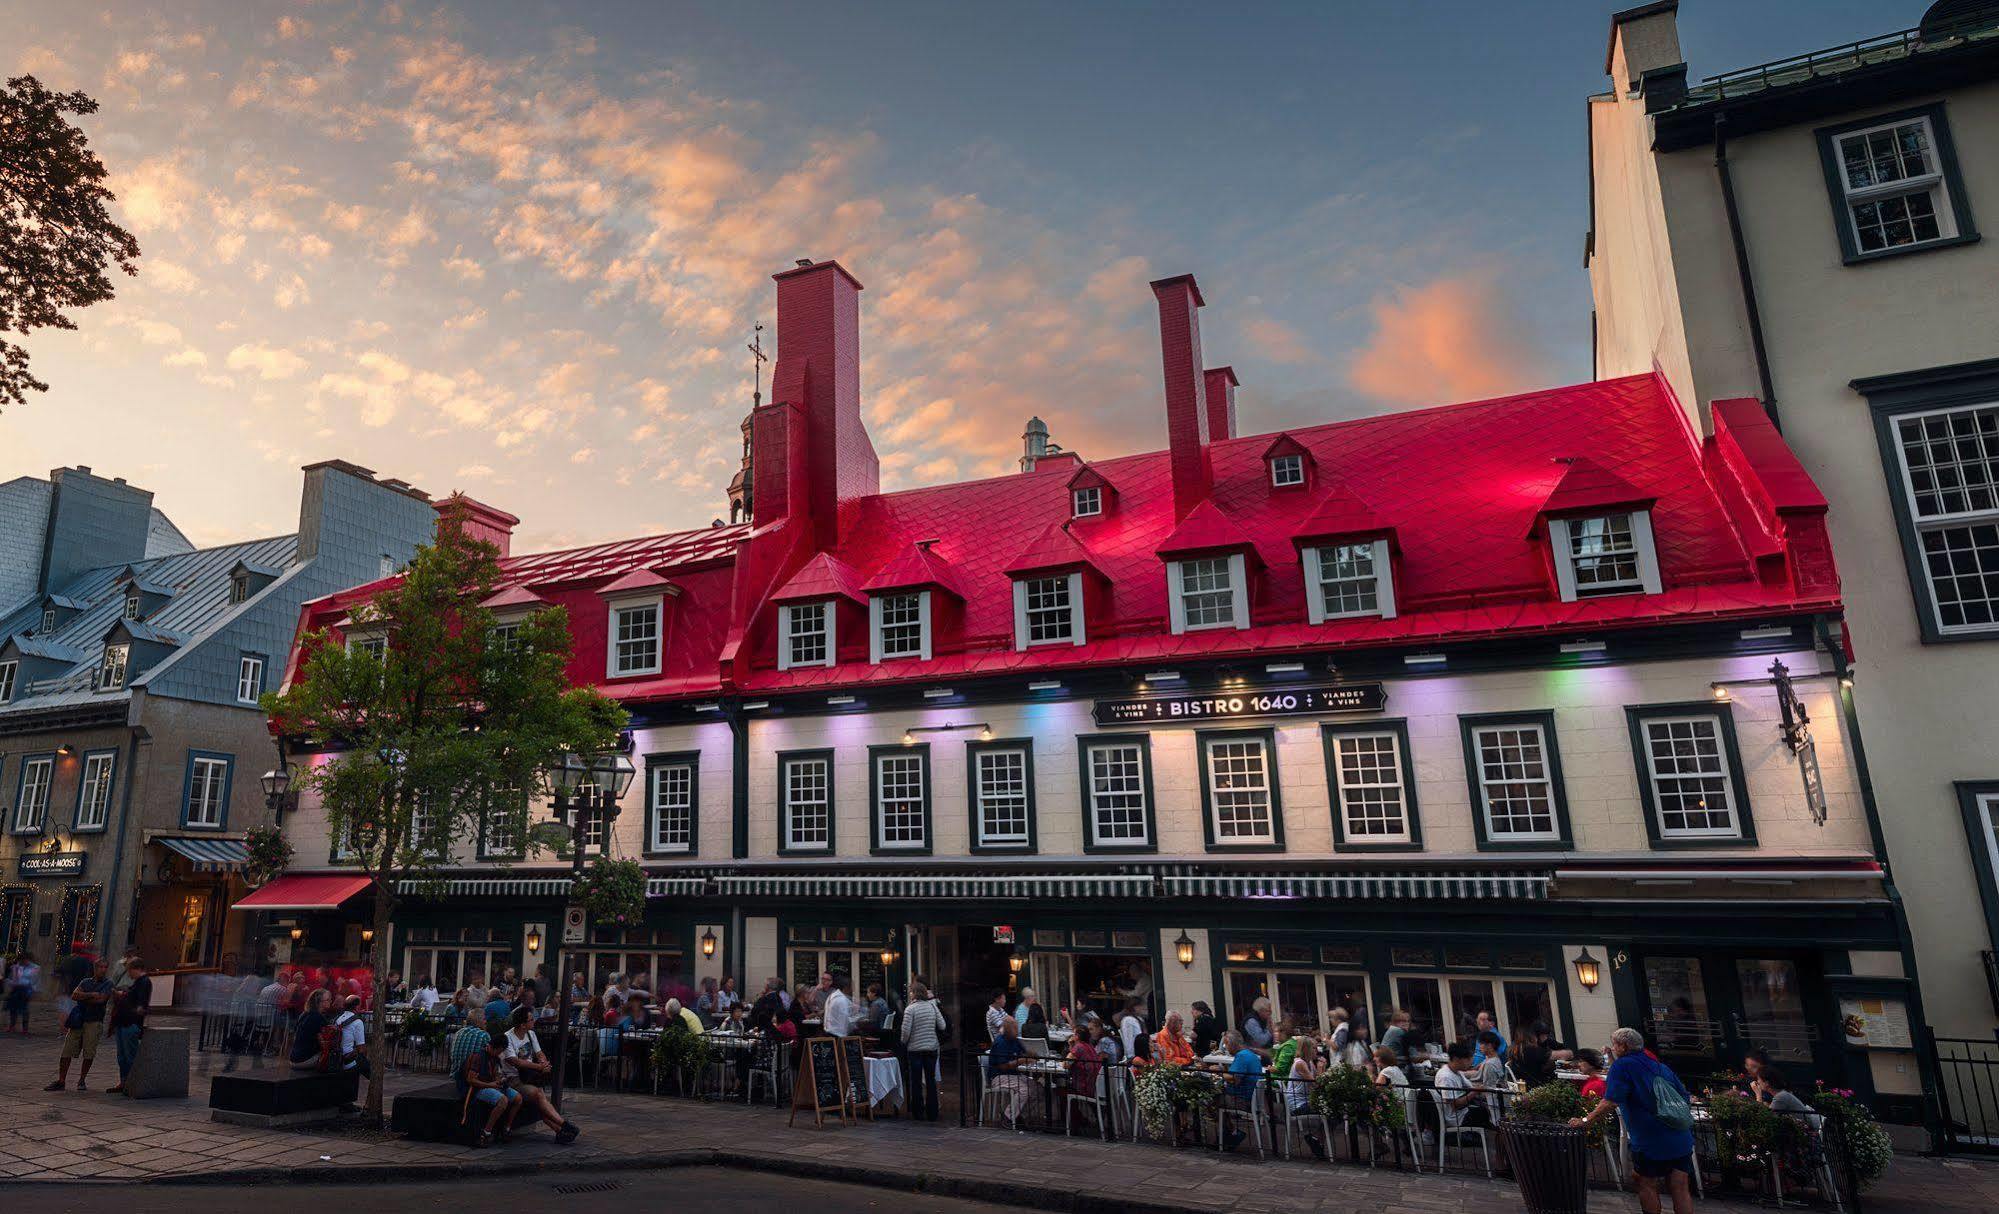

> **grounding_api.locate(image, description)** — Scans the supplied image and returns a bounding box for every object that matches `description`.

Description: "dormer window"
[40,609,56,636]
[607,596,663,677]
[871,591,931,662]
[1550,512,1661,599]
[1073,486,1102,518]
[1303,540,1396,622]
[0,660,16,704]
[1167,554,1248,633]
[778,600,835,670]
[1271,454,1305,488]
[349,632,388,660]
[100,643,130,691]
[229,575,249,605]
[1013,572,1084,648]
[123,592,141,620]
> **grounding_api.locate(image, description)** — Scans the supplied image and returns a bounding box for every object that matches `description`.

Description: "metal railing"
[1932,1035,1999,1155]
[1693,14,1999,103]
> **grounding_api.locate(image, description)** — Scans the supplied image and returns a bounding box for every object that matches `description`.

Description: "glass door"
[1274,972,1322,1032]
[1640,955,1720,1065]
[1321,973,1372,1034]
[1733,958,1813,1066]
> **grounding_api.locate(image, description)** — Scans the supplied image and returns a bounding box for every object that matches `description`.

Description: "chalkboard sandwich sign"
[789,1036,849,1129]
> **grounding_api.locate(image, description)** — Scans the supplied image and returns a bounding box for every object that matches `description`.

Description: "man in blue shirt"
[1222,1029,1263,1152]
[1573,1027,1694,1214]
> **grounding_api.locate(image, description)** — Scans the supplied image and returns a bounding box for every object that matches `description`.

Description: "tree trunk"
[366,881,392,1123]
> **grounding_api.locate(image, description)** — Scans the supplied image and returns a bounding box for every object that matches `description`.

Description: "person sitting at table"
[1190,1000,1221,1057]
[1372,1044,1409,1091]
[602,973,627,1006]
[984,1015,1035,1127]
[1342,1016,1375,1069]
[1379,1008,1413,1067]
[623,997,654,1031]
[863,982,894,1038]
[1241,997,1275,1056]
[1757,1067,1812,1114]
[984,990,1010,1044]
[483,986,513,1030]
[1221,1030,1262,1152]
[1573,1048,1607,1102]
[1152,1010,1194,1066]
[597,995,624,1060]
[749,978,785,1033]
[664,996,705,1036]
[1433,1041,1495,1130]
[1743,1047,1775,1102]
[1287,1034,1331,1160]
[565,971,589,1009]
[1064,1018,1104,1131]
[1270,1018,1298,1077]
[1015,988,1048,1039]
[694,977,719,1018]
[410,976,440,1012]
[1092,1017,1123,1065]
[1473,1030,1510,1115]
[1510,1020,1571,1087]
[385,973,410,1004]
[1470,1011,1508,1064]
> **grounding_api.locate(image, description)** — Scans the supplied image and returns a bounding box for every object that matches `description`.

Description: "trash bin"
[1499,1119,1591,1214]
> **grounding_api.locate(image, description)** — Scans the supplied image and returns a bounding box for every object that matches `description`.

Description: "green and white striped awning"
[1158,871,1550,900]
[157,836,250,871]
[711,873,1157,900]
[646,877,707,897]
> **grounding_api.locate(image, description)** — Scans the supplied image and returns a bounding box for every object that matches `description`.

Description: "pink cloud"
[1345,273,1549,407]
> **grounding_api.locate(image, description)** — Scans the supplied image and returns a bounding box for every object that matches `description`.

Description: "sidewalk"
[2,1025,1994,1212]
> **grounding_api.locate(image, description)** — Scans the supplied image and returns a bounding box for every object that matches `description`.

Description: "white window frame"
[0,660,16,704]
[605,594,664,678]
[873,749,929,851]
[1327,730,1413,845]
[488,616,526,653]
[1638,714,1743,840]
[123,592,141,620]
[236,655,265,705]
[185,756,230,828]
[1012,572,1084,649]
[648,759,695,854]
[1470,722,1562,843]
[781,754,833,853]
[229,575,249,605]
[1201,734,1279,846]
[14,756,53,832]
[75,751,116,831]
[1547,512,1662,601]
[778,600,835,670]
[972,745,1032,849]
[869,590,931,663]
[100,643,130,691]
[480,786,525,859]
[1891,401,1999,636]
[347,630,388,659]
[1082,738,1151,849]
[1166,553,1249,634]
[1072,486,1102,518]
[1303,539,1396,623]
[39,608,56,635]
[1831,114,1960,255]
[1270,453,1305,487]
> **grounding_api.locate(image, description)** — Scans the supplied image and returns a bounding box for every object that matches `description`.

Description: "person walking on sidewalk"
[105,957,152,1095]
[899,979,945,1121]
[4,950,40,1034]
[1572,1027,1696,1214]
[46,957,113,1091]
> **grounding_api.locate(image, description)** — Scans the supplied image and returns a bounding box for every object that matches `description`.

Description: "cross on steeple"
[748,322,768,408]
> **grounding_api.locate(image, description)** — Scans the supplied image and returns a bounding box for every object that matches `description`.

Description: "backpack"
[316,1012,354,1072]
[1650,1071,1695,1131]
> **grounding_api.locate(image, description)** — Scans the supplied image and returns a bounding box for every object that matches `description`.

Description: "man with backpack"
[1572,1026,1696,1214]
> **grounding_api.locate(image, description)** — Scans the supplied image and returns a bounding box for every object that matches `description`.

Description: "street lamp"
[701,928,717,959]
[1572,948,1602,992]
[261,763,292,824]
[1174,930,1196,969]
[545,747,634,1112]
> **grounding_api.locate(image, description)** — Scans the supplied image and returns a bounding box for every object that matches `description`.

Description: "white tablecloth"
[865,1055,902,1109]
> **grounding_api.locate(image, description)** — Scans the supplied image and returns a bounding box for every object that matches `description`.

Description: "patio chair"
[1426,1088,1494,1177]
[744,1038,783,1106]
[1215,1076,1270,1159]
[1065,1067,1112,1140]
[1277,1077,1331,1162]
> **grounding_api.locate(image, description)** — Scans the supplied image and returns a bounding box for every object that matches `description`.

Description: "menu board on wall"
[1839,996,1913,1050]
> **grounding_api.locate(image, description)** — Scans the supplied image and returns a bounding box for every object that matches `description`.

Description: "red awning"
[231,874,373,911]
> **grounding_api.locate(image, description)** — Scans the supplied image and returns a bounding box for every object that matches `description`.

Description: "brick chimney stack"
[1152,274,1212,520]
[761,259,879,546]
[1203,366,1239,442]
[435,493,519,557]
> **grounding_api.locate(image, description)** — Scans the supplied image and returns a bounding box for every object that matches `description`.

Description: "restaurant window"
[1323,722,1418,848]
[1643,956,1721,1058]
[1390,946,1436,968]
[789,940,886,1001]
[1304,540,1395,623]
[1080,736,1154,851]
[1816,105,1975,263]
[404,926,513,994]
[1320,945,1363,967]
[1199,730,1282,849]
[577,928,687,998]
[74,750,116,831]
[1548,512,1662,601]
[778,601,834,670]
[1031,929,1065,949]
[1224,965,1371,1037]
[182,753,231,829]
[607,597,662,677]
[1629,705,1753,844]
[1224,942,1268,963]
[780,751,834,853]
[646,753,697,855]
[99,643,130,690]
[1013,572,1083,649]
[1462,713,1571,848]
[969,740,1034,851]
[1166,554,1247,633]
[1391,973,1558,1050]
[13,755,54,833]
[1071,930,1107,949]
[870,591,930,662]
[871,745,929,853]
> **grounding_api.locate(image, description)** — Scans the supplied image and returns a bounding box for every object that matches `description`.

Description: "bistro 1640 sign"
[1093,682,1386,726]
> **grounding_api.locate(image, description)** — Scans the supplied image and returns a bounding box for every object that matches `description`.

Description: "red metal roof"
[1156,501,1262,558]
[770,552,869,605]
[1292,489,1392,545]
[1003,524,1107,578]
[1535,456,1656,523]
[862,542,969,598]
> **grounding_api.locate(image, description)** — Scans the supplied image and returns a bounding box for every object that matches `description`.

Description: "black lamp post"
[546,749,636,1111]
[260,755,292,824]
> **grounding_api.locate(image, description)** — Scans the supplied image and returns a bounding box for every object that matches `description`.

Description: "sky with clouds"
[7,0,1905,552]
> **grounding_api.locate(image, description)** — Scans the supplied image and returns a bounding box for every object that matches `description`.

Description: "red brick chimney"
[435,492,519,557]
[1152,274,1212,520]
[765,259,879,547]
[1204,366,1239,442]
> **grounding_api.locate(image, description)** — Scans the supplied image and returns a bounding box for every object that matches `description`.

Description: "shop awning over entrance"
[157,836,251,871]
[713,873,1156,899]
[231,873,373,910]
[1158,871,1550,899]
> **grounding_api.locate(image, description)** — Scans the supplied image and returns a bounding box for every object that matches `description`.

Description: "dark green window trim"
[1625,702,1758,850]
[642,750,701,858]
[1321,718,1424,852]
[776,748,836,857]
[1815,102,1980,266]
[966,737,1037,855]
[1077,733,1158,855]
[868,742,932,857]
[1195,726,1286,854]
[1852,357,1999,644]
[1956,781,1999,955]
[1458,711,1574,852]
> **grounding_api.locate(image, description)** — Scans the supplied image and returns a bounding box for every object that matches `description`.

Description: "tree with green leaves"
[264,513,626,1121]
[1,75,141,411]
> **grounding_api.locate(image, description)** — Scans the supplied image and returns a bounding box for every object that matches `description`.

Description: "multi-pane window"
[1639,716,1739,838]
[1328,731,1411,843]
[649,760,694,854]
[1894,403,1999,633]
[123,593,141,620]
[481,786,523,858]
[236,655,264,704]
[0,660,15,703]
[14,757,53,832]
[610,601,661,676]
[782,754,832,851]
[1470,722,1561,842]
[185,755,230,828]
[1073,486,1102,517]
[1203,735,1277,845]
[874,751,927,850]
[1270,454,1305,487]
[488,621,523,653]
[1018,574,1079,646]
[351,634,388,659]
[1565,514,1642,595]
[875,593,925,660]
[75,752,116,830]
[782,601,832,668]
[1083,740,1150,848]
[1309,542,1384,619]
[1175,556,1239,631]
[973,746,1031,848]
[1831,116,1958,255]
[40,608,56,635]
[229,575,249,604]
[100,644,130,690]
